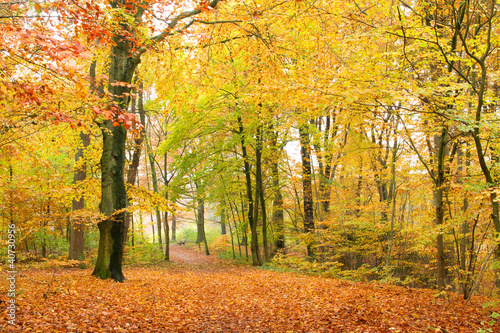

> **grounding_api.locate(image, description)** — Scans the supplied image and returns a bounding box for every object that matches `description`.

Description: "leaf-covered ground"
[1,245,499,332]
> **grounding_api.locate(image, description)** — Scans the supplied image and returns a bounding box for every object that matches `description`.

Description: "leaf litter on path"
[1,245,498,332]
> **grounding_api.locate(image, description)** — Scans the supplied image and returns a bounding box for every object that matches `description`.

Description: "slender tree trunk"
[299,123,315,259]
[227,216,236,259]
[124,83,145,244]
[163,153,169,260]
[144,151,155,243]
[69,132,90,261]
[228,199,242,257]
[195,182,209,255]
[270,130,285,253]
[255,125,269,261]
[171,210,177,241]
[131,214,135,247]
[260,184,269,262]
[238,116,262,266]
[458,146,470,298]
[148,153,163,248]
[434,185,446,291]
[196,185,205,244]
[433,131,450,291]
[164,210,170,260]
[221,206,227,235]
[321,115,332,215]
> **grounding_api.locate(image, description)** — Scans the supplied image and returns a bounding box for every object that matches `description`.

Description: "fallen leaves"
[0,247,499,332]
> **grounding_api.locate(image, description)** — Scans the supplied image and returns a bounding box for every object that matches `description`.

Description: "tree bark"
[433,130,450,291]
[69,132,90,261]
[221,206,227,235]
[171,209,177,241]
[255,126,269,261]
[238,116,262,265]
[124,83,146,244]
[270,131,285,252]
[92,15,140,281]
[149,153,163,248]
[163,153,170,260]
[299,123,315,259]
[196,183,205,244]
[93,120,130,282]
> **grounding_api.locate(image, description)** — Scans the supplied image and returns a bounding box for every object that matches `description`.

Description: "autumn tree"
[66,0,224,281]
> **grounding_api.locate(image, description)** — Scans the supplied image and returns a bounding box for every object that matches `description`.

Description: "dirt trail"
[165,243,221,265]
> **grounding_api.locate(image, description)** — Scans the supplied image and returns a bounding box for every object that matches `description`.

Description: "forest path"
[166,243,221,266]
[3,251,499,332]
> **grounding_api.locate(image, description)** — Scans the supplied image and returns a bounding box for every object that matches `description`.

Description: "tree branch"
[134,0,223,60]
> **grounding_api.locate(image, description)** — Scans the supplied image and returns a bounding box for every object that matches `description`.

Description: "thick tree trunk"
[69,132,90,261]
[92,27,139,281]
[299,123,315,259]
[93,121,129,282]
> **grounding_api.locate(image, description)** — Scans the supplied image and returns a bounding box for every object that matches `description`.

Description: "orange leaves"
[92,105,142,131]
[197,0,213,12]
[0,260,498,332]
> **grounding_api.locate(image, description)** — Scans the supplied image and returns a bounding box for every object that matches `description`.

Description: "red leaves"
[92,105,142,131]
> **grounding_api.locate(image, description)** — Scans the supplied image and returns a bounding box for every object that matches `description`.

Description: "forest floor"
[1,245,499,332]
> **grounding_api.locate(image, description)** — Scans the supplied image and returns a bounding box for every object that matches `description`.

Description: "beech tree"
[84,0,223,281]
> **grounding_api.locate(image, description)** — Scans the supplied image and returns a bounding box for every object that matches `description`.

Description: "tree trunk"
[163,153,169,260]
[93,121,129,282]
[254,125,269,261]
[299,123,315,259]
[69,132,90,261]
[164,210,170,260]
[124,83,146,244]
[433,130,450,291]
[221,206,227,235]
[321,115,332,215]
[238,116,262,266]
[270,130,285,253]
[171,210,177,242]
[255,126,269,261]
[92,25,140,282]
[434,185,446,291]
[149,153,163,248]
[196,188,205,245]
[260,183,269,262]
